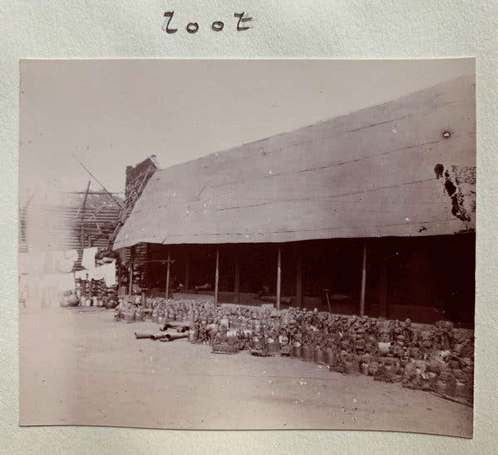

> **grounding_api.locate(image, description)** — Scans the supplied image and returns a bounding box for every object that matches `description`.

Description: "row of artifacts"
[114,298,474,403]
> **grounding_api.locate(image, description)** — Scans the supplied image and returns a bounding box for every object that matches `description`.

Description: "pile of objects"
[72,248,119,308]
[119,298,474,404]
[114,298,150,321]
[74,277,119,308]
[95,248,119,308]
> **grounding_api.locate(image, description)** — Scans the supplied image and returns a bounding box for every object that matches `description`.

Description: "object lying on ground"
[133,297,475,401]
[134,332,189,341]
[250,348,272,357]
[256,294,293,305]
[158,333,189,342]
[159,321,193,332]
[134,332,154,339]
[192,283,213,293]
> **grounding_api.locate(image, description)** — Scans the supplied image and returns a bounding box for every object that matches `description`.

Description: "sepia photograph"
[19,59,475,437]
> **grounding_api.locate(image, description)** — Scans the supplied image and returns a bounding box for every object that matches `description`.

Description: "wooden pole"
[165,247,171,300]
[295,247,303,308]
[276,245,282,311]
[379,256,388,318]
[234,255,240,304]
[360,243,368,316]
[79,180,91,252]
[128,246,135,296]
[214,247,220,305]
[184,249,190,291]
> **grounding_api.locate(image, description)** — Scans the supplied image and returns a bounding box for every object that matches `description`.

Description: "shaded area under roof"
[114,75,476,249]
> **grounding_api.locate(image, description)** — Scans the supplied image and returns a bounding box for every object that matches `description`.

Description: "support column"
[165,247,171,300]
[234,255,240,304]
[214,247,220,305]
[128,246,135,296]
[360,243,368,317]
[295,246,303,308]
[276,245,282,311]
[184,248,190,291]
[379,255,388,318]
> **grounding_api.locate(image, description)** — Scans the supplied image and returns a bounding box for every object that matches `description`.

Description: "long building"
[113,75,476,324]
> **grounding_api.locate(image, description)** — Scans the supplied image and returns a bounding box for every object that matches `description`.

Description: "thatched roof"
[20,191,123,252]
[114,75,475,249]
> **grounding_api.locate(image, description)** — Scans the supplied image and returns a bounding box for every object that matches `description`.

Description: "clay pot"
[325,348,335,367]
[454,381,466,398]
[267,338,280,354]
[453,344,463,355]
[106,299,118,309]
[252,337,264,350]
[378,342,391,355]
[302,345,312,362]
[344,359,360,375]
[369,361,380,376]
[67,294,79,307]
[314,347,325,365]
[436,380,446,395]
[382,358,400,375]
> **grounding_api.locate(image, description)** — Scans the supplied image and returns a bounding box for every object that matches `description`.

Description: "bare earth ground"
[19,307,472,437]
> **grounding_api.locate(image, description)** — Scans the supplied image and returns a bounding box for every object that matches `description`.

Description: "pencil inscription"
[162,11,253,34]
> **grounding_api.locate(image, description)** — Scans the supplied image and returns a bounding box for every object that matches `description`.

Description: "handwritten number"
[162,11,178,34]
[234,12,253,31]
[211,21,224,32]
[186,22,199,34]
[163,12,253,34]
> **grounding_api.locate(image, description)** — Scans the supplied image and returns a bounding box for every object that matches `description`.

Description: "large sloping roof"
[114,75,475,249]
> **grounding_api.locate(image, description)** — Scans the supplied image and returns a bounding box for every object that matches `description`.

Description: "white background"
[2,1,497,454]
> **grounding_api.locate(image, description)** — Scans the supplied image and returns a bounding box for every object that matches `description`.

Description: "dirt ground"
[19,306,472,437]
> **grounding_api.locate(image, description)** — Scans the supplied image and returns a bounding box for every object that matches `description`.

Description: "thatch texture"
[114,75,475,249]
[20,191,123,252]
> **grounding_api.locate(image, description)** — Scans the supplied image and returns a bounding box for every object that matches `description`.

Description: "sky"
[19,58,474,204]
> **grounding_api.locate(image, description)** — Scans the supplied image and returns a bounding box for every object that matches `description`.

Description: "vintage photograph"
[19,59,475,437]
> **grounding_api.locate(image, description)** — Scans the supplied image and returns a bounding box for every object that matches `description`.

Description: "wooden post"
[165,247,171,300]
[360,243,368,317]
[84,273,89,300]
[276,245,282,311]
[214,247,220,305]
[184,249,190,291]
[379,257,388,318]
[295,247,303,308]
[234,256,240,304]
[128,246,134,296]
[79,180,91,252]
